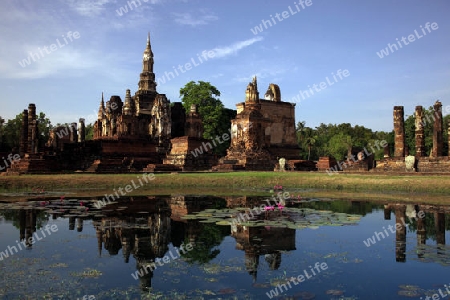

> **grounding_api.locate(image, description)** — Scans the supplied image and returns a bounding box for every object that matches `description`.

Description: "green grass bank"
[1,172,449,204]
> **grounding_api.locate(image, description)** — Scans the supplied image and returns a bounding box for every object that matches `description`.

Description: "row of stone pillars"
[19,103,86,156]
[19,103,39,156]
[393,101,448,157]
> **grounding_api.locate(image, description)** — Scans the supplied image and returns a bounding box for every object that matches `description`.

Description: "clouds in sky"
[0,0,449,131]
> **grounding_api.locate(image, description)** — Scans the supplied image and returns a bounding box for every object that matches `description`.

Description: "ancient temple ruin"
[93,35,171,147]
[215,77,300,171]
[163,104,216,170]
[375,100,450,172]
[7,34,183,174]
[87,33,173,172]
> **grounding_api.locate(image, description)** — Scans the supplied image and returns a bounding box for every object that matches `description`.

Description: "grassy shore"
[1,172,449,204]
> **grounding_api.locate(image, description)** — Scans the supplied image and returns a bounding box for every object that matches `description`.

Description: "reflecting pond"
[0,194,449,299]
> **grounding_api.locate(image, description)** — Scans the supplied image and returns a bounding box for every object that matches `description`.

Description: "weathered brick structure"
[415,106,425,157]
[147,105,217,171]
[374,101,450,173]
[84,34,181,172]
[317,156,337,171]
[93,34,171,149]
[431,100,443,157]
[393,106,405,157]
[215,77,300,171]
[7,35,182,174]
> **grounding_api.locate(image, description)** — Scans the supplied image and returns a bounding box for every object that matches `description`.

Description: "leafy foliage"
[296,121,392,160]
[1,113,23,151]
[37,112,52,148]
[181,223,229,264]
[179,81,236,156]
[85,123,94,140]
[0,112,52,152]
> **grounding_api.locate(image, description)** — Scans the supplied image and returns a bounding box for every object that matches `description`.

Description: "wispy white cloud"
[1,47,101,79]
[66,0,113,17]
[210,36,263,59]
[172,10,218,26]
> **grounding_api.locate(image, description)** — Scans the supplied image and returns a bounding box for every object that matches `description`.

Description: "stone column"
[78,118,85,142]
[27,104,37,154]
[70,122,78,143]
[20,109,28,156]
[431,100,443,157]
[415,106,425,157]
[393,106,405,157]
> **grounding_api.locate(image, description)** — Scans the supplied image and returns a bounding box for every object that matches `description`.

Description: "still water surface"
[0,195,449,299]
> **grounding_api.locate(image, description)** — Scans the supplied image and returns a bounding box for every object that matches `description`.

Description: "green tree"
[295,121,307,158]
[303,128,317,160]
[1,111,53,152]
[37,112,52,148]
[85,123,94,140]
[180,81,234,155]
[181,223,229,264]
[2,113,23,151]
[327,132,352,161]
[296,121,319,160]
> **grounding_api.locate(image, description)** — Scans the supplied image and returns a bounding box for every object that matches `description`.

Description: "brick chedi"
[154,104,216,171]
[93,33,171,149]
[216,77,300,171]
[89,33,173,172]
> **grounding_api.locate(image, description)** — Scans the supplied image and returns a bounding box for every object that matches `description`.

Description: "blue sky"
[1,0,449,132]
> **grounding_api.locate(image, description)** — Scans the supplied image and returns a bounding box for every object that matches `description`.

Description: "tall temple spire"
[98,92,105,119]
[138,33,156,92]
[143,32,153,65]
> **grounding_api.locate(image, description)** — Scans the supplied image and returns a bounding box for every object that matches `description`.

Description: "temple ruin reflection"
[384,203,449,262]
[2,197,449,291]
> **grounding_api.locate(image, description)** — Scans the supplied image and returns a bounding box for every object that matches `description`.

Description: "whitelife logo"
[376,22,438,58]
[250,0,313,35]
[18,31,81,68]
[266,262,328,298]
